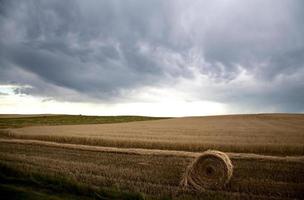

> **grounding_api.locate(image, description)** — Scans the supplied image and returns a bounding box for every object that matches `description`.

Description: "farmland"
[0,115,167,129]
[3,114,304,155]
[0,114,304,199]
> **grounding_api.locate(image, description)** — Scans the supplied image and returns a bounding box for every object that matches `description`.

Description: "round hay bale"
[181,150,233,191]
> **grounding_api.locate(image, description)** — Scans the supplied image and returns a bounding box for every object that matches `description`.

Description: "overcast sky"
[0,0,304,116]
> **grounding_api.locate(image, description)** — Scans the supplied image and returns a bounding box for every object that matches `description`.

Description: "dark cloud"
[0,0,304,112]
[0,0,174,101]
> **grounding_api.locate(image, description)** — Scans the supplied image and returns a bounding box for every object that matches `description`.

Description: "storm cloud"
[0,0,304,112]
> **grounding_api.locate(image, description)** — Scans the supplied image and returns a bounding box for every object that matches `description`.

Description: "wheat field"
[5,114,304,155]
[0,114,304,199]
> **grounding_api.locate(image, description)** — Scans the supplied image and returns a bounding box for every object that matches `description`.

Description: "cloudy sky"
[0,0,303,116]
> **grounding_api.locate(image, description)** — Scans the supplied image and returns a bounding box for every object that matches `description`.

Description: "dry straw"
[181,150,233,191]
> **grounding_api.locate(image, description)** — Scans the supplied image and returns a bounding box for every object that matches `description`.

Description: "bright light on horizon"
[0,84,228,117]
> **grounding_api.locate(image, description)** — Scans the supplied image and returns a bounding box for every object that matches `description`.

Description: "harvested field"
[4,114,304,155]
[0,140,303,199]
[2,138,304,162]
[0,114,304,199]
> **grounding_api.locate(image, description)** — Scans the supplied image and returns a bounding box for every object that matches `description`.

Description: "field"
[3,114,304,155]
[0,114,304,199]
[0,115,167,129]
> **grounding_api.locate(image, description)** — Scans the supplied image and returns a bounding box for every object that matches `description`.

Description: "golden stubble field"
[7,114,304,155]
[0,114,304,199]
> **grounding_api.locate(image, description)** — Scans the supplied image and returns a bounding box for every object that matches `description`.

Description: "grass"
[0,184,69,200]
[0,162,144,200]
[0,115,168,129]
